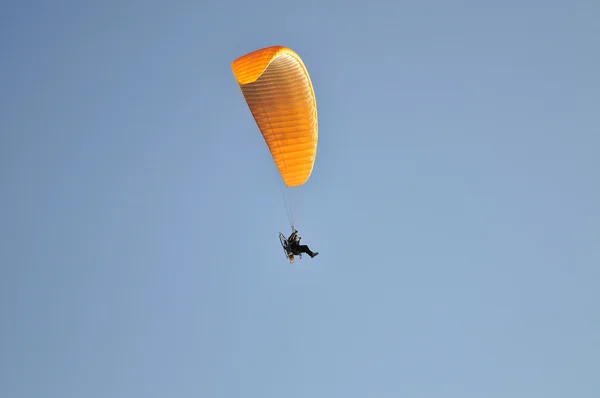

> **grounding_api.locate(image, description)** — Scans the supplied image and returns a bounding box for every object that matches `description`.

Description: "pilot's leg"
[297,244,318,258]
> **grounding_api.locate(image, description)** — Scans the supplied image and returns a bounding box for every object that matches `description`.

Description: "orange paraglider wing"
[232,46,318,187]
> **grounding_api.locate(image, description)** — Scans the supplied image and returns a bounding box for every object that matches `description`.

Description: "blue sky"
[1,0,599,397]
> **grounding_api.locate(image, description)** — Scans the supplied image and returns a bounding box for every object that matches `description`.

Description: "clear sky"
[1,0,599,397]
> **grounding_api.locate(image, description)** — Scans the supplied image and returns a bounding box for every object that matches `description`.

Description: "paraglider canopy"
[231,46,318,188]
